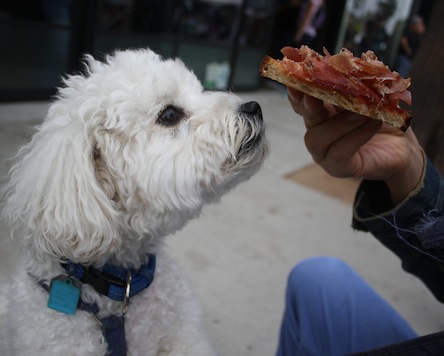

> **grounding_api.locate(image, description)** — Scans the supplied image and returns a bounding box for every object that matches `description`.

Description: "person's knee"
[287,256,352,297]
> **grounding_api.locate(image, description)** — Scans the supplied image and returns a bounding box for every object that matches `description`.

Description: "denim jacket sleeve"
[352,157,444,303]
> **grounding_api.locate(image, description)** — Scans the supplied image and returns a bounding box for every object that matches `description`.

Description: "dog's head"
[3,49,267,264]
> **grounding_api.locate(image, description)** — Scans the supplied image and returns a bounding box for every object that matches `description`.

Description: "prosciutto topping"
[281,46,412,109]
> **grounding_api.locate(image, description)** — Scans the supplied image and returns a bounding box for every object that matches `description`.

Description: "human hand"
[288,88,424,204]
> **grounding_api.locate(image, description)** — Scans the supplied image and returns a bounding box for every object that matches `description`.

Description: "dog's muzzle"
[237,101,264,156]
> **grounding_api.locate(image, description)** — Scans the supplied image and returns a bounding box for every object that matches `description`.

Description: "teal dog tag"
[48,275,80,315]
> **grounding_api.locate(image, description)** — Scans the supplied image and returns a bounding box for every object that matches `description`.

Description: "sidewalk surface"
[1,88,443,355]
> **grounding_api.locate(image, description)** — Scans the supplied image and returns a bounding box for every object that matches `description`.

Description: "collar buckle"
[82,266,126,296]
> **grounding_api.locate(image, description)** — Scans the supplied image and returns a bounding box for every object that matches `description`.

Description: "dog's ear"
[3,105,121,263]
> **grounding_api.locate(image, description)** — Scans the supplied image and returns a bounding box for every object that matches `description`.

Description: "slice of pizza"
[259,46,412,131]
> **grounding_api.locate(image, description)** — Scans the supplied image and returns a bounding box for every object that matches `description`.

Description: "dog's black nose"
[240,101,261,115]
[240,101,263,122]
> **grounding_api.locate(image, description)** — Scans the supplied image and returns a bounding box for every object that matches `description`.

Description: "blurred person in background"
[269,0,303,58]
[396,15,426,77]
[293,0,325,48]
[269,0,325,59]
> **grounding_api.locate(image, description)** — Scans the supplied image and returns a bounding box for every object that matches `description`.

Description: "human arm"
[352,157,444,302]
[294,0,318,43]
[288,88,444,302]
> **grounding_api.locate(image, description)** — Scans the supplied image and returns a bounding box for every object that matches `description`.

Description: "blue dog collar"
[62,254,156,302]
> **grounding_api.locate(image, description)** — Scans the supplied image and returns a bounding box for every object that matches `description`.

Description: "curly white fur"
[1,49,267,355]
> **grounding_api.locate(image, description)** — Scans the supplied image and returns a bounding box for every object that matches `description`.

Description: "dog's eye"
[157,106,185,127]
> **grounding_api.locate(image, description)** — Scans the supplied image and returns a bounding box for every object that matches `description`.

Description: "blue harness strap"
[35,278,127,355]
[101,315,127,356]
[31,254,156,356]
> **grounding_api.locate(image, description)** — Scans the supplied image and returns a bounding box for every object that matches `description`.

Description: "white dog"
[1,49,267,355]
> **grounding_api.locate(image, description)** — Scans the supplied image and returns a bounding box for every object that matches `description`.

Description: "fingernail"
[288,88,302,102]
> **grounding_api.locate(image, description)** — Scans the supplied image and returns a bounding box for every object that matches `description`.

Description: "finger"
[305,111,368,162]
[287,88,304,108]
[323,102,343,117]
[304,111,376,163]
[302,95,330,128]
[320,119,382,178]
[288,89,329,128]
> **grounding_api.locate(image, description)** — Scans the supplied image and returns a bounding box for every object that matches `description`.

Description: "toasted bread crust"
[260,56,412,131]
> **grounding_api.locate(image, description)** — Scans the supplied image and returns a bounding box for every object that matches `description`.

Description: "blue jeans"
[277,257,417,355]
[396,54,412,78]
